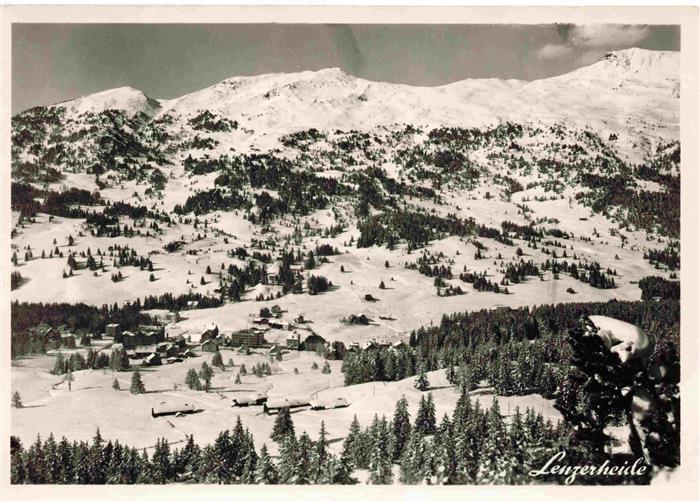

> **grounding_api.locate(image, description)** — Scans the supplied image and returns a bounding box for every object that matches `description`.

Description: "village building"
[201,338,220,352]
[157,343,180,358]
[303,333,326,352]
[377,338,391,349]
[230,329,266,348]
[347,341,361,352]
[164,311,180,324]
[151,401,195,418]
[121,331,139,349]
[200,323,219,343]
[105,323,121,338]
[268,320,289,330]
[362,340,378,351]
[60,333,77,349]
[286,332,301,350]
[143,353,162,366]
[139,325,165,344]
[252,317,269,325]
[36,325,60,344]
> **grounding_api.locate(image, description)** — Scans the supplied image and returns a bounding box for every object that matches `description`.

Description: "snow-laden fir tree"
[270,407,295,442]
[392,395,412,461]
[130,369,146,394]
[255,444,278,484]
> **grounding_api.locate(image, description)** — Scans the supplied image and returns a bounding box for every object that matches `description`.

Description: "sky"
[12,23,680,115]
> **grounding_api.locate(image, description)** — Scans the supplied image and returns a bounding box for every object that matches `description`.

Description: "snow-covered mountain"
[43,48,679,152]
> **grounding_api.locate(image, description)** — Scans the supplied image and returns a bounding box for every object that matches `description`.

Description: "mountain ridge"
[39,48,677,124]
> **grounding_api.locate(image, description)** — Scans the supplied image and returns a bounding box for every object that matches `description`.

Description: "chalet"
[182,349,196,358]
[151,401,195,418]
[164,311,180,324]
[37,325,60,343]
[347,341,361,353]
[232,391,267,407]
[362,340,377,351]
[303,334,326,352]
[186,300,198,310]
[165,356,182,364]
[286,332,300,350]
[174,335,187,349]
[140,325,165,344]
[230,330,266,348]
[348,314,370,325]
[157,343,179,358]
[391,340,406,351]
[143,353,162,366]
[134,345,157,358]
[309,396,349,410]
[201,338,220,352]
[329,341,347,359]
[121,331,140,349]
[141,331,157,346]
[263,396,311,414]
[269,344,284,356]
[252,317,269,325]
[106,323,121,338]
[60,333,77,349]
[377,338,391,349]
[268,320,289,330]
[200,323,219,343]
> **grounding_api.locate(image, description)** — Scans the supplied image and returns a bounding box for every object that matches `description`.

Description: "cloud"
[535,24,650,60]
[569,25,650,48]
[536,43,574,60]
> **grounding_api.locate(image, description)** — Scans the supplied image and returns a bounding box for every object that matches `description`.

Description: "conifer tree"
[400,428,429,484]
[270,407,295,442]
[277,434,298,484]
[211,350,224,369]
[255,444,278,484]
[12,391,23,408]
[199,362,213,391]
[415,393,437,436]
[476,398,517,484]
[185,368,202,390]
[112,378,120,391]
[130,370,146,394]
[333,448,356,485]
[295,432,314,484]
[312,422,329,483]
[369,416,393,484]
[415,363,430,391]
[392,395,411,461]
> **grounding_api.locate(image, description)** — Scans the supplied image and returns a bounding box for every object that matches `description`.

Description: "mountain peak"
[55,85,160,117]
[600,48,678,73]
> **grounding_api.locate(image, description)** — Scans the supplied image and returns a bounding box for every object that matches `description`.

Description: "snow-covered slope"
[151,48,678,143]
[53,86,162,118]
[45,48,678,150]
